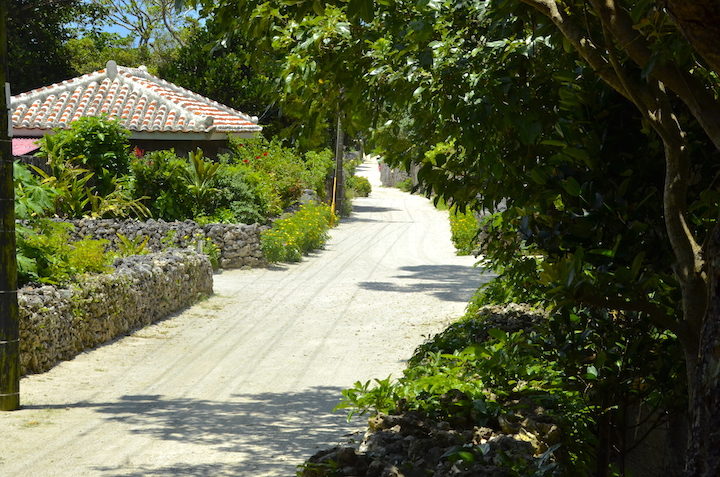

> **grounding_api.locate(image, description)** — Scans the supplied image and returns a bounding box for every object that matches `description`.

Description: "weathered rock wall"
[379,162,419,188]
[66,218,268,269]
[19,249,214,375]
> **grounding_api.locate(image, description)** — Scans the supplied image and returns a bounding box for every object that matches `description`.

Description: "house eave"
[12,128,260,141]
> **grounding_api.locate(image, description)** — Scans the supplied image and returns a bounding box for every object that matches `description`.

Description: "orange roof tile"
[10,60,262,136]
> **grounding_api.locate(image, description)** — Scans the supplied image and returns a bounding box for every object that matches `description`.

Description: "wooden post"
[331,113,344,217]
[0,0,20,411]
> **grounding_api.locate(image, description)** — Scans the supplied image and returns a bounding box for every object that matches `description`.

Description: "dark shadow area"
[352,205,399,214]
[34,387,357,476]
[359,264,495,302]
[342,204,403,224]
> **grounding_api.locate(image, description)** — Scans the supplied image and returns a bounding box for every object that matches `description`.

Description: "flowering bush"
[449,206,480,255]
[227,136,334,217]
[260,202,337,262]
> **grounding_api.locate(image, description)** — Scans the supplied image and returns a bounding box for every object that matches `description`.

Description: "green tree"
[65,31,153,75]
[186,0,720,474]
[158,19,270,117]
[159,17,331,147]
[94,0,193,49]
[7,0,106,93]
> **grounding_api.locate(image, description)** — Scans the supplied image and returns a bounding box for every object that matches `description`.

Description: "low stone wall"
[19,249,214,375]
[379,162,420,188]
[66,218,268,269]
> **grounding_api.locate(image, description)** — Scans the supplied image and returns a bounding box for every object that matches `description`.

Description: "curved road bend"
[0,156,493,476]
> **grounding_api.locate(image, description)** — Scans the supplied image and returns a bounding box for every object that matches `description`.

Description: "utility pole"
[331,112,344,217]
[0,0,20,411]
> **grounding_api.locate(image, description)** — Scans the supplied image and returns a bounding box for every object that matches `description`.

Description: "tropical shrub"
[14,161,57,219]
[346,175,371,197]
[15,158,149,220]
[181,149,222,216]
[260,202,337,262]
[210,163,268,224]
[115,233,150,257]
[448,206,479,256]
[130,149,194,221]
[36,116,131,196]
[228,136,334,215]
[17,219,113,285]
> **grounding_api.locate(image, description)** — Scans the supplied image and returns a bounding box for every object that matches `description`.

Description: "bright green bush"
[449,206,479,255]
[37,116,131,196]
[336,297,686,475]
[17,219,113,285]
[303,149,335,200]
[397,177,413,192]
[347,175,372,197]
[211,160,271,223]
[260,202,337,262]
[228,136,334,216]
[130,150,194,220]
[14,161,58,219]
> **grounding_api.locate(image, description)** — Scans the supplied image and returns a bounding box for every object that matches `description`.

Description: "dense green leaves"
[37,116,132,197]
[7,0,106,93]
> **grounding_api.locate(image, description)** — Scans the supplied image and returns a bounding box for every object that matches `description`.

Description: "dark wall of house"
[15,139,234,177]
[130,139,231,160]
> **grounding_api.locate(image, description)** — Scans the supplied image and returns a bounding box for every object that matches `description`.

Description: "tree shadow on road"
[342,204,402,223]
[358,264,495,302]
[59,387,359,476]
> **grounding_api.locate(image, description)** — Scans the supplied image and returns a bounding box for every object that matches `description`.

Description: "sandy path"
[0,157,492,476]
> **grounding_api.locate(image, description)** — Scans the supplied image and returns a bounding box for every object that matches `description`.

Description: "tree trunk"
[685,218,720,477]
[685,222,720,476]
[664,0,720,78]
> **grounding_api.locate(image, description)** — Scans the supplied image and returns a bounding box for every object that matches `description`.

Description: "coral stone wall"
[19,249,214,375]
[379,162,419,188]
[66,219,268,269]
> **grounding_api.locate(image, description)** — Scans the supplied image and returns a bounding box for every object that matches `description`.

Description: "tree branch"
[589,0,720,153]
[663,0,720,77]
[519,0,633,101]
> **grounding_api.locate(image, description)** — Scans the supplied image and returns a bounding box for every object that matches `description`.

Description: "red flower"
[243,159,249,163]
[263,152,268,156]
[134,146,145,158]
[256,155,261,159]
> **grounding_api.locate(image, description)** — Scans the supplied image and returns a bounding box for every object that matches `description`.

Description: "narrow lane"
[0,157,492,476]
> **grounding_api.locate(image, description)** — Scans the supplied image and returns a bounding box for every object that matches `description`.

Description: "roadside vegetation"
[14,116,345,285]
[13,0,720,473]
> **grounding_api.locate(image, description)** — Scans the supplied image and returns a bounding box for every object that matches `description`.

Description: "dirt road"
[0,157,492,476]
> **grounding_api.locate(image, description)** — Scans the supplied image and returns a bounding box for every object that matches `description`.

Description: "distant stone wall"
[66,218,268,269]
[19,249,213,375]
[379,162,420,188]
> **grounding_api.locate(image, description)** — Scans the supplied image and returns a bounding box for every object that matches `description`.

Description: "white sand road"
[0,157,493,476]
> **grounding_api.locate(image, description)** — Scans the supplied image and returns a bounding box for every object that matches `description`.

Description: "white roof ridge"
[115,63,260,125]
[10,60,262,135]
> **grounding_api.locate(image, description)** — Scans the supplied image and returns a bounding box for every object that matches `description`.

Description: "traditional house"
[10,60,262,160]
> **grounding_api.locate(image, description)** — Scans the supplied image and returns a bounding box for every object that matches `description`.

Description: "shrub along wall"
[66,218,268,269]
[19,249,213,375]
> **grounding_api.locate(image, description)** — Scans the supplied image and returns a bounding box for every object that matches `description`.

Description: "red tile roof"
[10,61,262,137]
